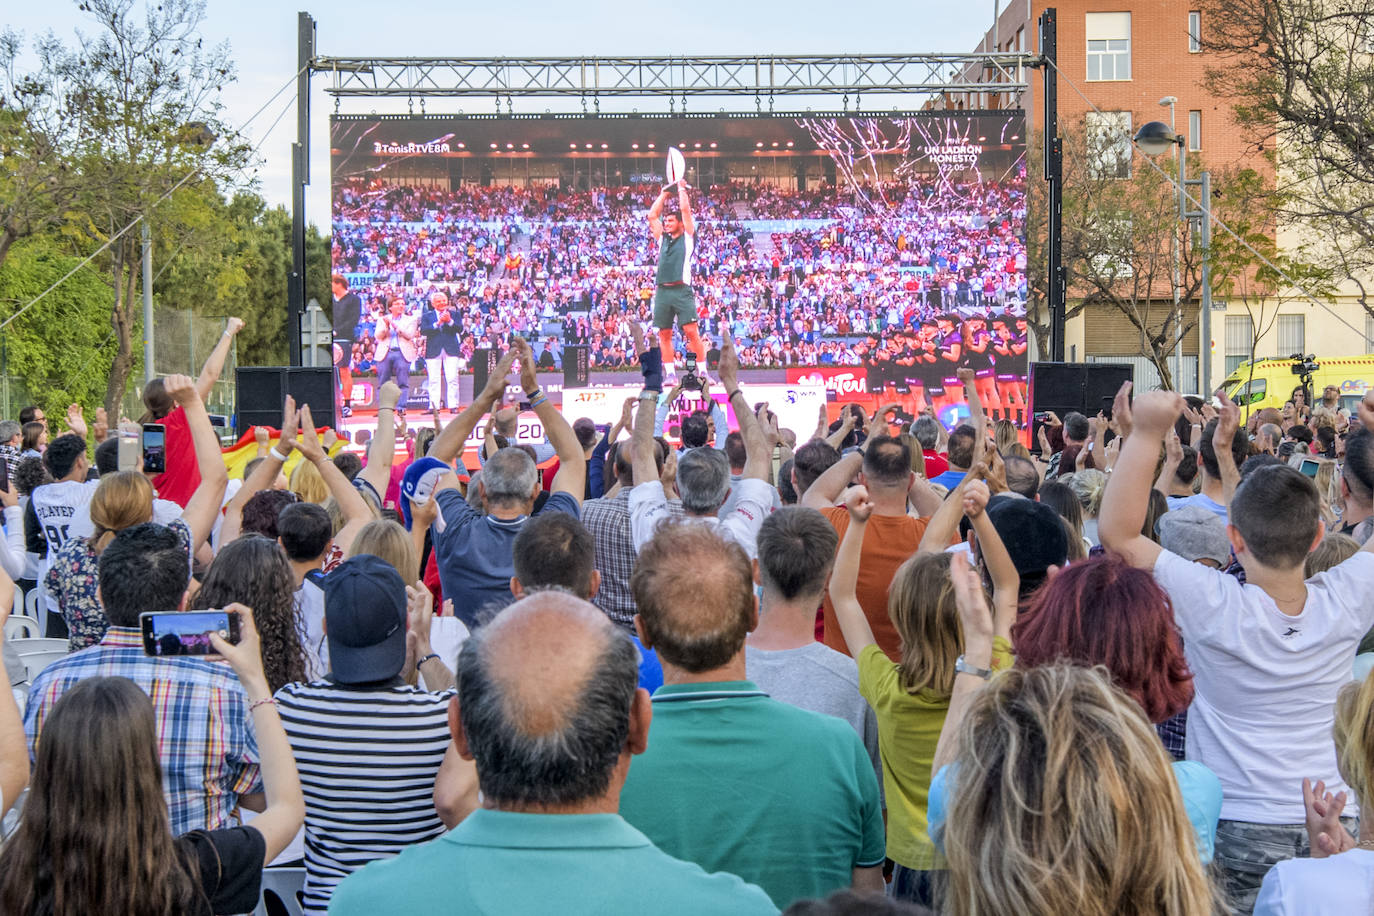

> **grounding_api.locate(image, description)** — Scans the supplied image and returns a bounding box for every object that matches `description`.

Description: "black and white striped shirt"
[274,679,454,915]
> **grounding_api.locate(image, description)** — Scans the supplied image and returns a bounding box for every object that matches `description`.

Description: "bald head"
[456,592,639,807]
[630,521,755,672]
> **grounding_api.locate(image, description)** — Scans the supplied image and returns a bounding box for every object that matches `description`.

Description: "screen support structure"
[291,17,1036,367]
[1038,7,1065,363]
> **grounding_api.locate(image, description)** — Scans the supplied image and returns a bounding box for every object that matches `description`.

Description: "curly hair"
[190,536,306,692]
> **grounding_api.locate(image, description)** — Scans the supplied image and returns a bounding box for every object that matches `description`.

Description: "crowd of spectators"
[10,318,1371,914]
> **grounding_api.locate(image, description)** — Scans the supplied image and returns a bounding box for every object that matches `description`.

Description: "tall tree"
[6,0,251,416]
[1202,0,1374,311]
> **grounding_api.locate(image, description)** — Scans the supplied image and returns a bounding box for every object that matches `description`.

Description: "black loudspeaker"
[1029,362,1133,450]
[563,345,589,388]
[236,367,335,431]
[470,348,503,396]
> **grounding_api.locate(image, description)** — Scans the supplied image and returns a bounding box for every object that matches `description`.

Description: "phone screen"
[1299,458,1321,478]
[140,610,239,657]
[142,423,166,474]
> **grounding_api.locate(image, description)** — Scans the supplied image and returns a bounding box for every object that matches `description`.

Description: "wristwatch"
[638,388,659,401]
[954,655,994,681]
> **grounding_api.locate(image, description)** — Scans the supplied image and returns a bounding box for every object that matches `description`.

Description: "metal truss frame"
[317,54,1033,102]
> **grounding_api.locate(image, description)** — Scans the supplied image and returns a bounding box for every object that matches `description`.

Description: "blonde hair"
[1313,459,1339,526]
[88,471,154,555]
[887,552,966,696]
[1305,533,1359,578]
[942,664,1219,916]
[347,519,419,583]
[288,458,329,505]
[898,433,923,474]
[1333,669,1374,814]
[1002,442,1032,462]
[1064,469,1108,518]
[994,419,1020,455]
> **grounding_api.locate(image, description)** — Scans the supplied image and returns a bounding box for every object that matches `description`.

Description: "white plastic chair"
[22,590,39,634]
[13,638,68,682]
[4,615,42,640]
[253,866,306,916]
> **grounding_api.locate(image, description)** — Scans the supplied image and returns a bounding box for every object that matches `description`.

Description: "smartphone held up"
[140,610,240,657]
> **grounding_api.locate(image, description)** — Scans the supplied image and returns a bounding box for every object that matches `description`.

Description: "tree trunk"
[103,244,137,418]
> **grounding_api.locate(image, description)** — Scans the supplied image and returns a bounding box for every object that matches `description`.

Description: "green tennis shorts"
[653,284,697,329]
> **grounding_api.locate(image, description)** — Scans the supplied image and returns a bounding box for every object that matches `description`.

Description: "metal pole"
[1197,170,1212,394]
[1040,8,1065,361]
[1168,104,1182,391]
[142,217,154,382]
[289,12,315,368]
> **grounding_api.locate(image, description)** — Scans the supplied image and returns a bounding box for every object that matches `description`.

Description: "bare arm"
[827,486,878,653]
[678,183,695,236]
[163,374,229,552]
[850,866,885,896]
[434,742,480,829]
[0,572,28,815]
[917,471,973,555]
[801,452,862,510]
[965,480,1019,643]
[357,381,403,496]
[958,368,986,469]
[824,409,857,451]
[630,321,662,488]
[431,350,518,465]
[1154,428,1183,496]
[221,398,298,545]
[195,317,245,402]
[1213,392,1242,507]
[211,605,305,864]
[647,188,669,241]
[294,405,373,553]
[931,552,996,775]
[515,337,585,501]
[908,474,942,518]
[1100,391,1185,569]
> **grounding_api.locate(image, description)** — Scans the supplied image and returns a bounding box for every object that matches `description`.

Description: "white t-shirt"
[296,577,328,681]
[1254,848,1374,914]
[629,477,775,560]
[67,496,183,541]
[1153,549,1374,823]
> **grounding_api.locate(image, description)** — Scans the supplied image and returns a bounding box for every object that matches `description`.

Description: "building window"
[1017,26,1026,52]
[1277,314,1305,357]
[1225,314,1253,376]
[1188,11,1202,52]
[1365,313,1374,353]
[1188,110,1202,150]
[1086,111,1133,179]
[1086,12,1132,81]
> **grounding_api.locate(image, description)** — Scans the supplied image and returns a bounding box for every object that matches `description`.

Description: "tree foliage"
[1202,0,1374,307]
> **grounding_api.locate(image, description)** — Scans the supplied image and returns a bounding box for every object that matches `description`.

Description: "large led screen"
[330,111,1028,427]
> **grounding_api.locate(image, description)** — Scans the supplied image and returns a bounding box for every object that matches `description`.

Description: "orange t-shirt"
[820,505,929,662]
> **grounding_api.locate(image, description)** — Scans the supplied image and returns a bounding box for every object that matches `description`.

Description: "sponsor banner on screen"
[786,368,869,399]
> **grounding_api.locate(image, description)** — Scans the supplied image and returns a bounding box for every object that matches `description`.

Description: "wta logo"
[788,369,868,396]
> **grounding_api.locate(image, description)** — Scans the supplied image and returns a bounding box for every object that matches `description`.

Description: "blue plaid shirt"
[23,627,262,835]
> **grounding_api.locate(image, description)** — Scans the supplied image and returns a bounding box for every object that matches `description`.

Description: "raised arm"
[918,471,975,554]
[677,183,695,236]
[221,397,297,545]
[647,187,670,241]
[294,405,373,553]
[1100,391,1185,569]
[514,337,585,502]
[163,374,229,552]
[718,333,769,482]
[964,480,1019,643]
[630,321,663,488]
[196,317,245,402]
[958,368,986,469]
[824,408,858,452]
[931,551,996,775]
[826,486,878,653]
[214,604,305,864]
[430,350,518,466]
[801,451,863,510]
[356,381,403,497]
[1154,427,1183,496]
[1213,391,1242,506]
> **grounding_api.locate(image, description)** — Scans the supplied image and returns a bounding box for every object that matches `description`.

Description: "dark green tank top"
[656,232,692,286]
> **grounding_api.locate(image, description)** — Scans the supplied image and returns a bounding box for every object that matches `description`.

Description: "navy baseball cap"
[322,555,407,684]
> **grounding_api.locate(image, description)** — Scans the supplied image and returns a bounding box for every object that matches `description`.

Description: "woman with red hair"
[1013,554,1194,726]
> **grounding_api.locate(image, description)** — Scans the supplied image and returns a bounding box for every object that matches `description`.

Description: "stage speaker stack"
[237,367,335,432]
[563,345,589,389]
[470,348,504,396]
[1028,362,1133,452]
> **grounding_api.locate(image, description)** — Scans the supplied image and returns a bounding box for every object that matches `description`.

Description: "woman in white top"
[1255,668,1374,914]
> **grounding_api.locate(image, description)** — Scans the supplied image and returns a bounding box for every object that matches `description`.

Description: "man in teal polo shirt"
[622,521,887,910]
[328,592,776,916]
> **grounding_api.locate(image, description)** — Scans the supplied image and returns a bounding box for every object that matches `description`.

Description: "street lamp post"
[1133,117,1213,394]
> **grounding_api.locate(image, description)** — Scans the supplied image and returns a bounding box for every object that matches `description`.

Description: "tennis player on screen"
[648,181,707,377]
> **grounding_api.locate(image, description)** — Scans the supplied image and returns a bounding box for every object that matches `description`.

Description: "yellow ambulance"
[1222,356,1374,414]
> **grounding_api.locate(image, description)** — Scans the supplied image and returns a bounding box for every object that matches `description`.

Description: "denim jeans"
[889,863,939,909]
